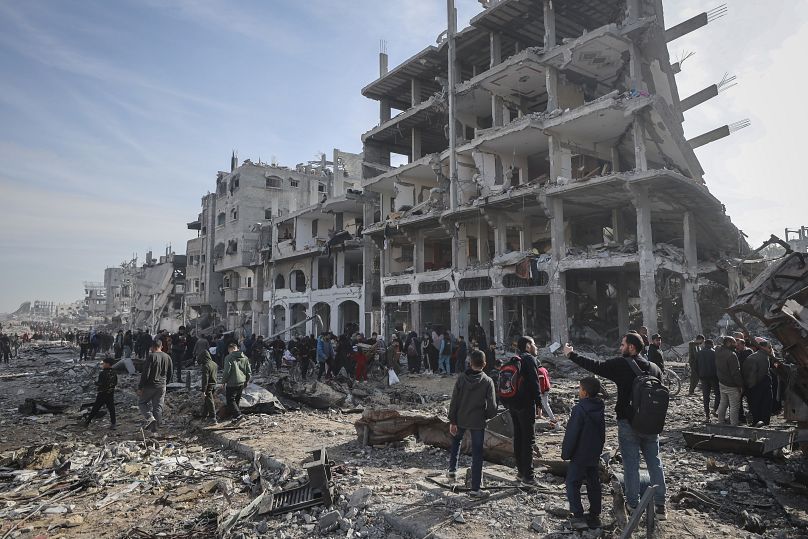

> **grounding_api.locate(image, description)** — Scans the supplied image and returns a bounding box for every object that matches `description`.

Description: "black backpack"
[625,357,669,435]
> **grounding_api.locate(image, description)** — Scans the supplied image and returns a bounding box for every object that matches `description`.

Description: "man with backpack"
[497,336,543,485]
[562,332,668,520]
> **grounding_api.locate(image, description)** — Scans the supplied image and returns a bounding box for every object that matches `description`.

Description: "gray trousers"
[138,385,166,426]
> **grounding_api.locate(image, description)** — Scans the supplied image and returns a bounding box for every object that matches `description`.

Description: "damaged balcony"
[361,94,448,158]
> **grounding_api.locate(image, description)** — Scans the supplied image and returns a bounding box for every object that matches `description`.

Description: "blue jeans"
[617,419,666,507]
[566,461,601,517]
[448,428,485,490]
[438,355,451,374]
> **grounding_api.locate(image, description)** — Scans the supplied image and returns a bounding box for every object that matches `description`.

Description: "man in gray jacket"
[447,349,498,497]
[138,339,173,433]
[715,336,743,426]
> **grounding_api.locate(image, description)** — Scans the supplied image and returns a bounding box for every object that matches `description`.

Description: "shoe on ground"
[655,505,667,521]
[143,419,156,431]
[446,471,457,480]
[586,515,602,529]
[110,423,117,430]
[468,490,490,498]
[231,415,244,423]
[520,477,538,486]
[569,515,588,530]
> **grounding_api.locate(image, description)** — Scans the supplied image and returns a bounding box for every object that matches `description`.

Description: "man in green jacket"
[221,342,251,422]
[198,350,218,424]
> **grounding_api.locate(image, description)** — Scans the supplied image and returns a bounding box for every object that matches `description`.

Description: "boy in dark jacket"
[697,339,720,422]
[198,350,218,423]
[562,376,606,529]
[84,356,118,429]
[447,350,498,497]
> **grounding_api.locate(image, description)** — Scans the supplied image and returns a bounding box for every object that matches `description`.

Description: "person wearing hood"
[446,349,498,497]
[197,350,218,424]
[562,376,606,530]
[221,342,251,423]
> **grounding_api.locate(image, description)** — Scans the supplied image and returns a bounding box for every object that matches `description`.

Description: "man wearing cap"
[743,339,773,426]
[138,339,173,433]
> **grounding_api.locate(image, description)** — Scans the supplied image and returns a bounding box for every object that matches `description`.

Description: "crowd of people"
[6,316,792,530]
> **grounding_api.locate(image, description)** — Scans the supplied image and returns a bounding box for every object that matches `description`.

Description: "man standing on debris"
[438,331,452,374]
[743,339,774,426]
[138,339,173,434]
[506,336,543,486]
[198,350,218,423]
[455,336,468,375]
[447,349,497,497]
[221,342,251,423]
[687,334,704,395]
[84,356,117,429]
[715,336,743,426]
[733,333,753,424]
[171,326,188,385]
[0,333,10,364]
[697,339,720,422]
[562,333,668,520]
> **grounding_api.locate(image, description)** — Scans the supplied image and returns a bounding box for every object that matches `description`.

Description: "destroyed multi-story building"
[359,0,747,347]
[786,226,808,254]
[263,150,367,337]
[103,258,137,323]
[129,249,187,332]
[82,282,106,317]
[185,150,366,336]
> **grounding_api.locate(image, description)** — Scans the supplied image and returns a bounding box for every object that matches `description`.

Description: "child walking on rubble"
[561,376,605,530]
[198,350,218,423]
[84,356,118,429]
[446,349,498,497]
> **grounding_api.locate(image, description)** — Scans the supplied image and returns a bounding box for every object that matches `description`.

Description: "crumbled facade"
[360,0,747,347]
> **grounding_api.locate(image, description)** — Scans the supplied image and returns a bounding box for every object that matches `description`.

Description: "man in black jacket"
[508,336,543,485]
[697,339,719,421]
[562,332,668,520]
[647,334,664,372]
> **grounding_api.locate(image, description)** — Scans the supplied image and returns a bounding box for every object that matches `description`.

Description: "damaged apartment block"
[360,0,747,347]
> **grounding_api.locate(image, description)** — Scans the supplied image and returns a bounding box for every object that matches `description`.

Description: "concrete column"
[632,117,648,171]
[681,211,702,339]
[544,0,559,112]
[456,224,469,269]
[411,128,422,161]
[380,99,391,123]
[414,229,425,273]
[335,251,346,287]
[450,298,461,339]
[411,78,422,107]
[634,186,658,334]
[494,214,508,257]
[546,68,558,111]
[489,32,504,127]
[458,299,471,339]
[478,220,490,263]
[549,197,569,344]
[410,300,421,335]
[549,136,572,183]
[493,295,505,349]
[617,272,629,336]
[610,146,621,174]
[611,208,625,242]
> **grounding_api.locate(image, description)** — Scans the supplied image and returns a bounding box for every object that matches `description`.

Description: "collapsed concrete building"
[359,0,747,347]
[128,249,187,333]
[185,151,367,336]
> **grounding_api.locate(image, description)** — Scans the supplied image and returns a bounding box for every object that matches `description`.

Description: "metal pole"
[447,0,458,211]
[151,294,156,334]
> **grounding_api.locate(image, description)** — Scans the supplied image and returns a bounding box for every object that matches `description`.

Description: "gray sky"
[0,0,805,313]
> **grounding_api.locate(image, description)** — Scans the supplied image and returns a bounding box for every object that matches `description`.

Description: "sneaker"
[231,415,244,424]
[586,515,602,529]
[655,505,667,521]
[468,490,490,498]
[143,419,156,431]
[569,515,588,530]
[110,424,117,430]
[446,471,457,480]
[520,477,538,487]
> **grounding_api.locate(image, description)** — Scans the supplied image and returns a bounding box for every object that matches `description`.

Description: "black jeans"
[510,406,536,480]
[87,392,116,425]
[566,461,601,517]
[701,377,720,418]
[748,375,773,425]
[226,384,244,419]
[202,384,216,419]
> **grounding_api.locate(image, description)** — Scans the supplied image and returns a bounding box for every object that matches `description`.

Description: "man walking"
[715,336,743,426]
[687,334,705,395]
[563,332,668,520]
[455,336,468,375]
[138,339,172,434]
[221,342,251,423]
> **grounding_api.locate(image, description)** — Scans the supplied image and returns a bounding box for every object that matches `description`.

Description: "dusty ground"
[1,343,807,538]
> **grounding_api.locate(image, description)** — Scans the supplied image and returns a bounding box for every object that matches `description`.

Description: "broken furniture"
[258,447,335,516]
[682,424,796,457]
